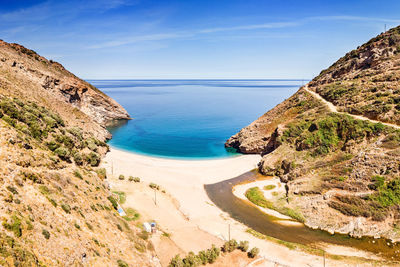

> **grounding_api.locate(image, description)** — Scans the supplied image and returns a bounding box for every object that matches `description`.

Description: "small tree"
[238,240,249,252]
[197,250,207,265]
[183,251,201,266]
[248,247,259,258]
[223,239,238,253]
[169,254,184,267]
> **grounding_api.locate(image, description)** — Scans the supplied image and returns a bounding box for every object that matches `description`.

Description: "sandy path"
[303,85,400,129]
[102,148,379,266]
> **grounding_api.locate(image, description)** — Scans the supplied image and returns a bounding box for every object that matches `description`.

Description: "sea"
[89,80,301,159]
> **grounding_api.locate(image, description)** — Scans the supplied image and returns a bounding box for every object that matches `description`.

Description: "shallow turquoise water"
[90,80,300,159]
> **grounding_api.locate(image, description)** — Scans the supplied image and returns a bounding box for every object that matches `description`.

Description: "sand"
[102,148,380,267]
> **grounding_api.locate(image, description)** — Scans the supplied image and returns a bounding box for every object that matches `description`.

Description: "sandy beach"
[102,148,379,267]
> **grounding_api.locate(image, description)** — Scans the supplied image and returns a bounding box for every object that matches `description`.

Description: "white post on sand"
[154,188,157,206]
[228,224,231,241]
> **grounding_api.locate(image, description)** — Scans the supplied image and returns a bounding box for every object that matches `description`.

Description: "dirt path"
[303,85,400,129]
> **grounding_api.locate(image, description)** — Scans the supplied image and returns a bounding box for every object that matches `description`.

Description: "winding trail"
[303,84,400,129]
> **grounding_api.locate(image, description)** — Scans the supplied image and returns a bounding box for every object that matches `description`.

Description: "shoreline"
[101,147,381,266]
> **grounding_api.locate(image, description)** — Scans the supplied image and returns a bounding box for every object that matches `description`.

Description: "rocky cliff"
[226,26,400,240]
[0,41,154,266]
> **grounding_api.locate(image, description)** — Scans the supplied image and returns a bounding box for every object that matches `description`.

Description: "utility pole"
[111,161,114,178]
[323,251,326,267]
[154,188,157,206]
[228,224,231,241]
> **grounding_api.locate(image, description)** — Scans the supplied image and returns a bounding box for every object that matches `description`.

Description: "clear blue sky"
[1,0,400,79]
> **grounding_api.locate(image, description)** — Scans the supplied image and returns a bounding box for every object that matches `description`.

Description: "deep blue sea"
[89,80,301,159]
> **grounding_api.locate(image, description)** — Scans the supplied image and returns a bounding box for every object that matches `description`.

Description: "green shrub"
[117,259,129,267]
[6,185,18,195]
[238,240,249,252]
[119,175,125,180]
[134,177,140,183]
[38,185,50,195]
[3,215,22,237]
[42,229,50,239]
[182,252,201,266]
[107,196,118,210]
[169,255,184,267]
[47,197,57,207]
[73,152,83,165]
[222,239,238,253]
[46,141,60,151]
[85,152,100,166]
[263,185,276,190]
[61,203,71,213]
[54,147,70,160]
[86,222,93,231]
[248,247,259,258]
[96,168,107,179]
[74,223,81,230]
[73,169,83,179]
[149,183,160,190]
[207,245,220,263]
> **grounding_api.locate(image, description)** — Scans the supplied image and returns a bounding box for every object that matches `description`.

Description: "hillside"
[0,41,154,266]
[226,26,400,239]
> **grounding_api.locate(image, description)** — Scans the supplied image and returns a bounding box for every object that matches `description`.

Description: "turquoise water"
[90,80,301,159]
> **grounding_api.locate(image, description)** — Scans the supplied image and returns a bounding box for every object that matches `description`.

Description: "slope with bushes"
[0,41,154,266]
[226,26,400,240]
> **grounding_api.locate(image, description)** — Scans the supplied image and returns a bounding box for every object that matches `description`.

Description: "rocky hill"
[226,26,400,240]
[0,40,130,140]
[0,41,155,266]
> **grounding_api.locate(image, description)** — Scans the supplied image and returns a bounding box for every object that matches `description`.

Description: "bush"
[222,239,238,253]
[129,176,141,182]
[54,147,70,160]
[182,252,201,266]
[169,255,184,267]
[6,185,18,195]
[117,260,129,267]
[3,215,22,237]
[46,141,60,151]
[206,245,220,263]
[73,152,83,165]
[85,152,100,166]
[248,247,259,258]
[107,196,118,210]
[96,168,107,179]
[42,229,50,239]
[238,240,249,252]
[73,169,83,179]
[149,183,160,190]
[61,203,71,213]
[119,175,125,180]
[263,185,276,190]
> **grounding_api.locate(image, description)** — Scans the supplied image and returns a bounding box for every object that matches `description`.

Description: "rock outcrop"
[226,25,400,240]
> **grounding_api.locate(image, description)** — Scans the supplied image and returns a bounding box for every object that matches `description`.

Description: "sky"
[1,0,400,79]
